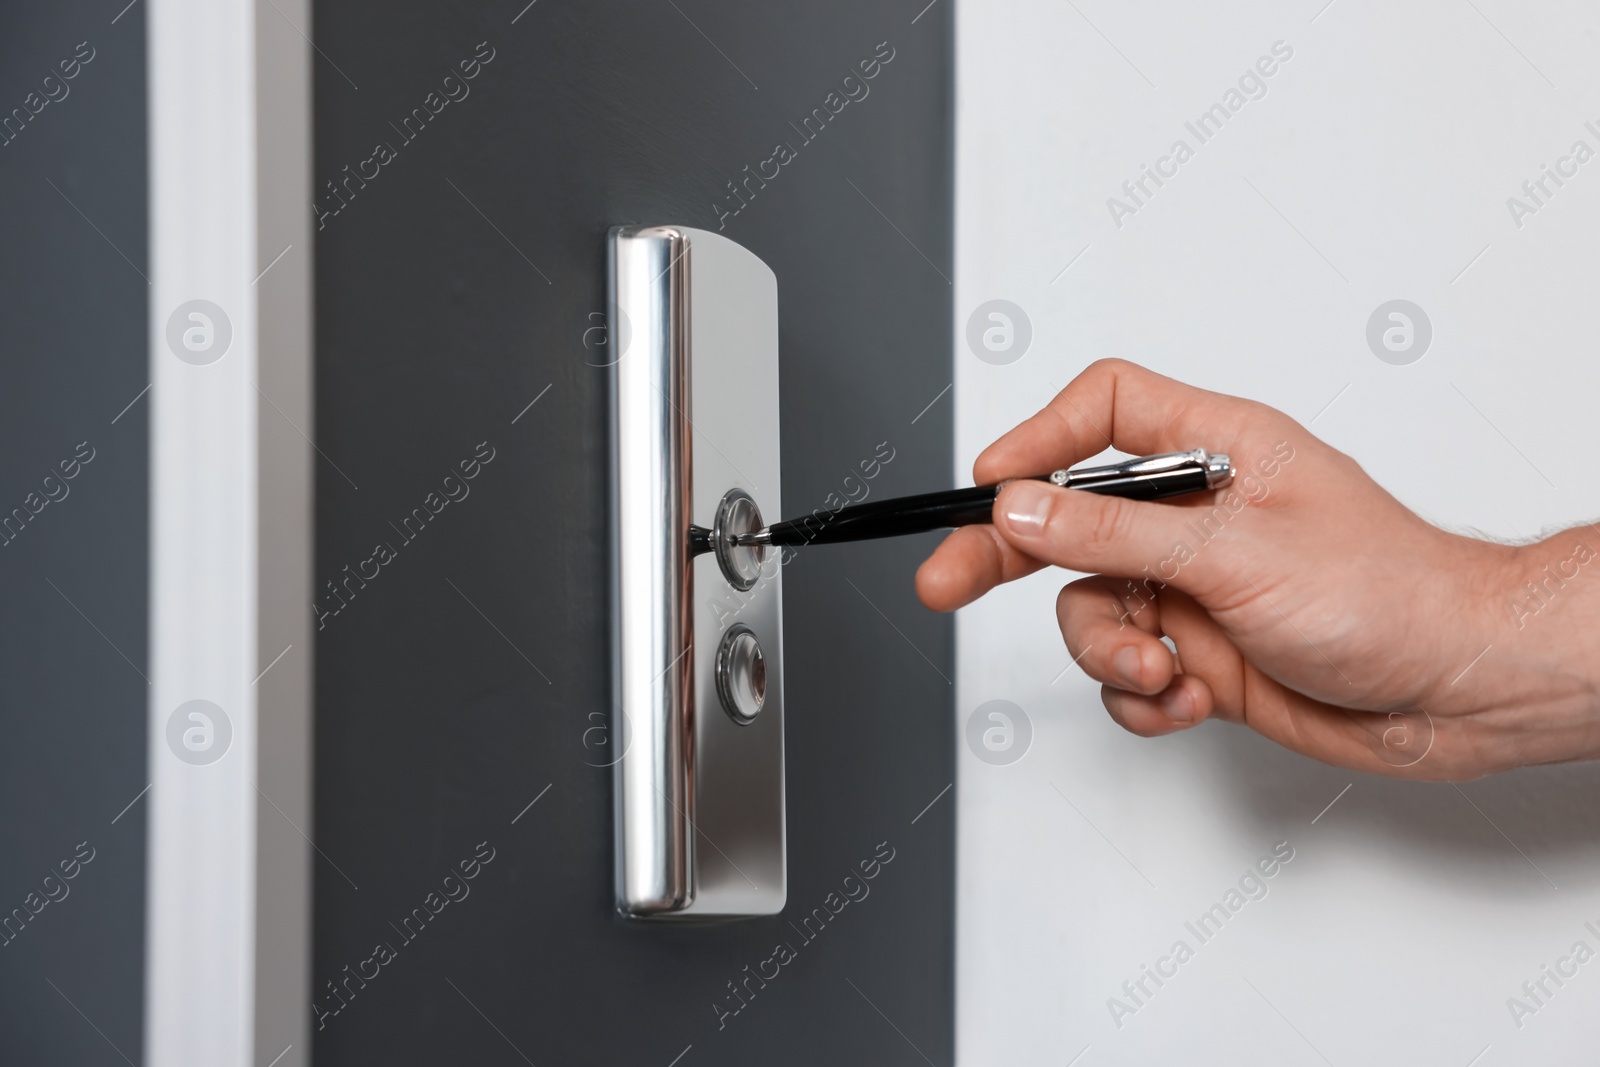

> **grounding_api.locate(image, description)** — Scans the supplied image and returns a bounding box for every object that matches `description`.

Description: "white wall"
[955,2,1600,1064]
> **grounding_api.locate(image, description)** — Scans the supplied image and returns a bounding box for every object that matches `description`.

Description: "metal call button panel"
[608,226,786,919]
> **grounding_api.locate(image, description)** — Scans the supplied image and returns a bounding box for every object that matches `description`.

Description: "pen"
[727,449,1233,550]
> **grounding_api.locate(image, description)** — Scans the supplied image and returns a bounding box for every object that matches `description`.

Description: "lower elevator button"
[715,624,765,724]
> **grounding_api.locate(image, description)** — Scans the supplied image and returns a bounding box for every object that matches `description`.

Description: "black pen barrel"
[764,485,999,547]
[1071,467,1212,500]
[761,467,1215,548]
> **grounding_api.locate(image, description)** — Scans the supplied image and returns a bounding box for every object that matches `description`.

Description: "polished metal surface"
[1049,448,1233,490]
[715,624,766,724]
[1204,452,1234,488]
[1052,449,1202,485]
[713,488,766,591]
[609,225,786,919]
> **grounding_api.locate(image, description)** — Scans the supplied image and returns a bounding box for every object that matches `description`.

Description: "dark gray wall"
[0,3,147,1063]
[311,1,954,1064]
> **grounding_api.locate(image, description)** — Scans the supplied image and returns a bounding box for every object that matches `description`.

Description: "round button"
[713,489,766,591]
[716,624,766,724]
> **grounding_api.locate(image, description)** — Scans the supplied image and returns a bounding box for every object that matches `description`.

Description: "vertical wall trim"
[252,0,315,1063]
[146,1,313,1064]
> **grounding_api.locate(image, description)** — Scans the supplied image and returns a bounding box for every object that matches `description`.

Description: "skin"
[916,359,1600,781]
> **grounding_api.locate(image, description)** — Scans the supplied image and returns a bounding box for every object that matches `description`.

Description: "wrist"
[1449,532,1600,751]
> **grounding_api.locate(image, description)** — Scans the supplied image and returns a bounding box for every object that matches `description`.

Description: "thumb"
[992,480,1205,583]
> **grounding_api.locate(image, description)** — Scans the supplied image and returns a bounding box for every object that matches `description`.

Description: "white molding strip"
[147,1,314,1064]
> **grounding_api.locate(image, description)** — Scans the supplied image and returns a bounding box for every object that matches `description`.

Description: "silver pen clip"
[1047,449,1233,490]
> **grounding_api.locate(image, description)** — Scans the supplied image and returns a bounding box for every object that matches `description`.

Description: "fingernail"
[1113,646,1142,689]
[1002,482,1053,536]
[1161,685,1194,724]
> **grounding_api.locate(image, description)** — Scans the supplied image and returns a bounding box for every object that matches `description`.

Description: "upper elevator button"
[713,488,766,591]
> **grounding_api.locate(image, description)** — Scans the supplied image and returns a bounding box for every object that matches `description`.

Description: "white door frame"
[147,1,314,1063]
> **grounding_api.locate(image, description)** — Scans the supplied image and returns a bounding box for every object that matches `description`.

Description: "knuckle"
[1070,358,1127,397]
[1057,576,1102,609]
[1062,577,1141,633]
[1087,356,1132,376]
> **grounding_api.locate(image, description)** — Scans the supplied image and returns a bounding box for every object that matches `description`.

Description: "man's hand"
[916,359,1600,780]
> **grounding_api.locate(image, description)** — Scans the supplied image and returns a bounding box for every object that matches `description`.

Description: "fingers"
[1137,589,1453,775]
[1103,674,1217,738]
[992,479,1219,587]
[1223,676,1480,780]
[1057,577,1481,780]
[914,471,1226,612]
[1055,576,1173,695]
[1100,658,1478,779]
[1055,577,1213,736]
[974,359,1235,484]
[916,524,1044,611]
[1146,588,1248,724]
[920,359,1299,609]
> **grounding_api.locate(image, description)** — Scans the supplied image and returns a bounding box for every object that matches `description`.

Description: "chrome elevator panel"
[608,226,786,919]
